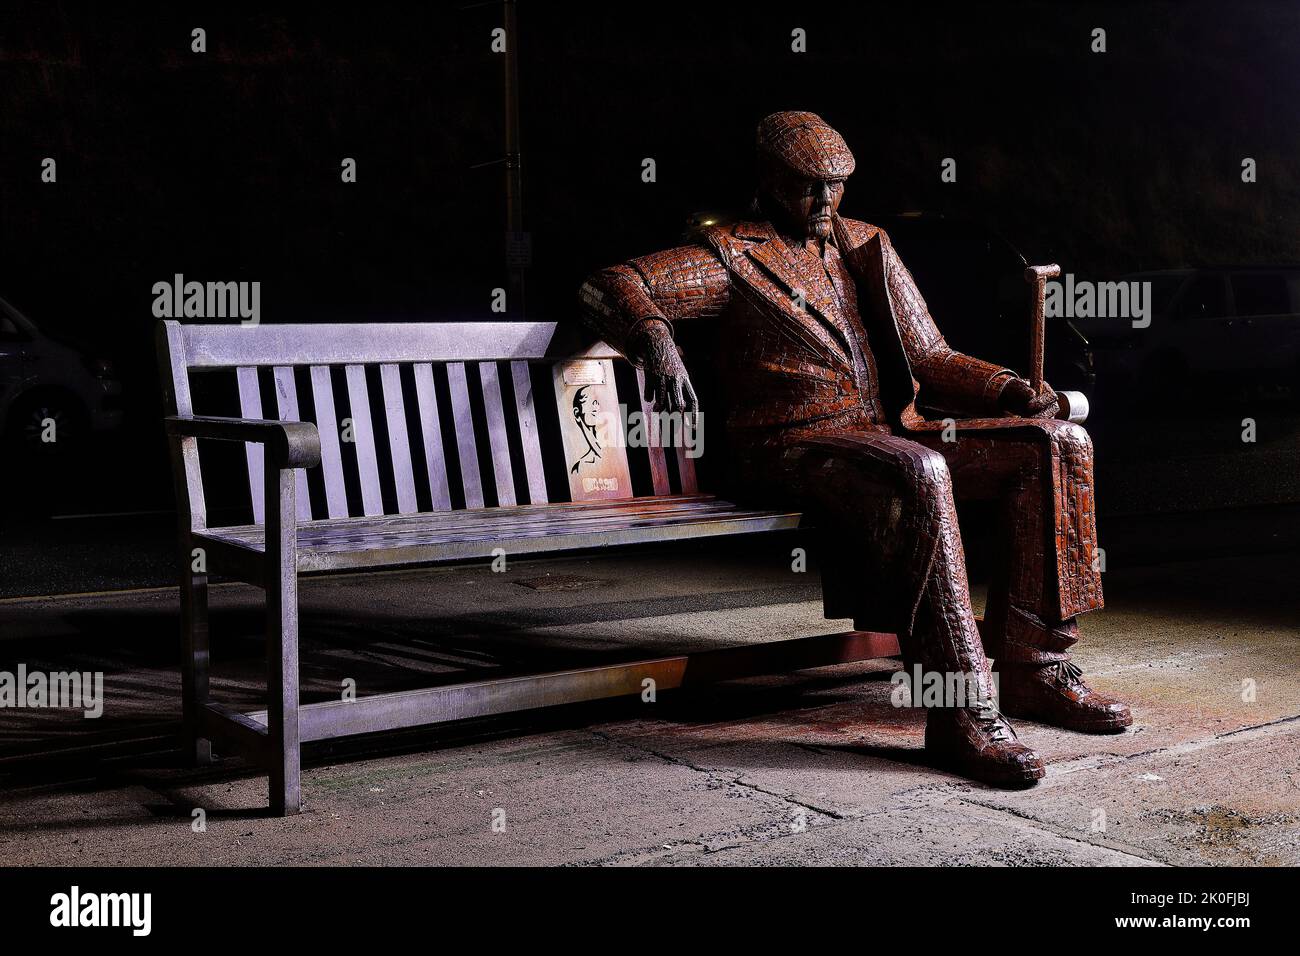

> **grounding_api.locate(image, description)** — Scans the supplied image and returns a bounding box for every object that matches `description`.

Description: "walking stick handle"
[1024,264,1060,393]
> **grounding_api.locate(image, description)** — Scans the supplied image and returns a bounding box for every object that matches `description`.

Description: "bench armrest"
[166,415,321,468]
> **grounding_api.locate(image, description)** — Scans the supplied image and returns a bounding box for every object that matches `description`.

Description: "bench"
[157,320,902,815]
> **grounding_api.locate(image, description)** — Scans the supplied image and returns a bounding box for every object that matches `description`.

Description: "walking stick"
[1023,263,1090,423]
[1024,263,1060,396]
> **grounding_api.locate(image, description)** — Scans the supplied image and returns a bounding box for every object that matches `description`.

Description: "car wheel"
[4,391,89,456]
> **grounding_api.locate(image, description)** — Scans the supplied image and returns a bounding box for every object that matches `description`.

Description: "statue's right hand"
[638,323,699,414]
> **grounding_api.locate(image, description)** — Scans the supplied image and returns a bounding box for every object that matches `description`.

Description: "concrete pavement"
[0,538,1297,866]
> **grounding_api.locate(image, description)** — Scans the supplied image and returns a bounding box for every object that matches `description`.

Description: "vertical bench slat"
[157,321,206,528]
[445,362,485,509]
[272,366,313,521]
[379,364,418,514]
[344,364,383,517]
[478,362,516,507]
[412,363,452,510]
[309,366,349,519]
[236,366,266,524]
[635,368,672,496]
[675,446,699,494]
[510,361,548,504]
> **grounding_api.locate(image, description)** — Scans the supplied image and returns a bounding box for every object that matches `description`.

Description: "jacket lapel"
[835,217,924,426]
[743,232,853,358]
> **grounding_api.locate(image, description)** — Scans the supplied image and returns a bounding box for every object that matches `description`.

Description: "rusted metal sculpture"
[579,111,1130,788]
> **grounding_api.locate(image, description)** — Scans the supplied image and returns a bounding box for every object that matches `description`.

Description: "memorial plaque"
[552,359,632,500]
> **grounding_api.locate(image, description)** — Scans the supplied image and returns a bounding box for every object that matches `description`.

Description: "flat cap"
[756,111,855,179]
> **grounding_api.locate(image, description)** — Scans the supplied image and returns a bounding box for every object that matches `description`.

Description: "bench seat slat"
[199,496,739,546]
[300,509,795,554]
[298,491,714,523]
[194,498,801,572]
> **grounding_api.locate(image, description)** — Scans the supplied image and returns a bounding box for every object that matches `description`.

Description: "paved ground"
[0,538,1297,866]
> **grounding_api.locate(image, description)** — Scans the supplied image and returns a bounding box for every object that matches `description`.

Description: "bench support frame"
[158,319,904,816]
[188,617,901,815]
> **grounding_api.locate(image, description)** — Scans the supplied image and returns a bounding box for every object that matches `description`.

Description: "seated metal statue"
[578,111,1130,787]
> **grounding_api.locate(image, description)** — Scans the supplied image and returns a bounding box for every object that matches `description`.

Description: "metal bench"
[157,320,900,815]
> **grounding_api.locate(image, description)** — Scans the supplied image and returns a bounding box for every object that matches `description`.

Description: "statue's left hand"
[999,377,1060,419]
[637,323,700,414]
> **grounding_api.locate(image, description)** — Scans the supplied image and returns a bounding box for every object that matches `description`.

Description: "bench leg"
[265,466,302,816]
[266,577,302,816]
[180,561,213,765]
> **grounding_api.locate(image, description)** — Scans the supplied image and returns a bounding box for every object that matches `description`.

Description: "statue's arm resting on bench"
[578,243,730,413]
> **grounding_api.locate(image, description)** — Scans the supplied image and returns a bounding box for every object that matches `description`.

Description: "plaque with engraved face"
[552,359,632,500]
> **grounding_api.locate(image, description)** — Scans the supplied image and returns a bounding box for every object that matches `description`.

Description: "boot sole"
[925,746,1046,789]
[1001,704,1133,735]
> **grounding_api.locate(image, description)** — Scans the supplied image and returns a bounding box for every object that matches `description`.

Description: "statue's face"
[573,389,600,428]
[764,170,845,240]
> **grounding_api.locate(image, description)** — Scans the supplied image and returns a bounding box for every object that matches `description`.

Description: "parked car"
[0,295,123,454]
[1083,267,1300,397]
[684,210,1096,393]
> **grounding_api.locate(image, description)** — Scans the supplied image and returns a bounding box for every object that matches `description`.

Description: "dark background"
[7,1,1299,328]
[2,0,1299,589]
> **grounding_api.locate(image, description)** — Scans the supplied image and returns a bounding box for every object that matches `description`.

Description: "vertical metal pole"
[504,0,525,318]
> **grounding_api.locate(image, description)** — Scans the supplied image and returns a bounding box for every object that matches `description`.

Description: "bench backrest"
[157,321,698,530]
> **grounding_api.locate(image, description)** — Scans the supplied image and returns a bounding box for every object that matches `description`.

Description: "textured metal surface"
[578,111,1115,778]
[1024,263,1061,393]
[756,110,856,180]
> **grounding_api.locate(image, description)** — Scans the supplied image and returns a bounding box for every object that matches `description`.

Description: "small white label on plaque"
[562,361,606,386]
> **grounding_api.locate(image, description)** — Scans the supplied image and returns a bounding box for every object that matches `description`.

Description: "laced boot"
[1000,659,1132,734]
[925,699,1045,788]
